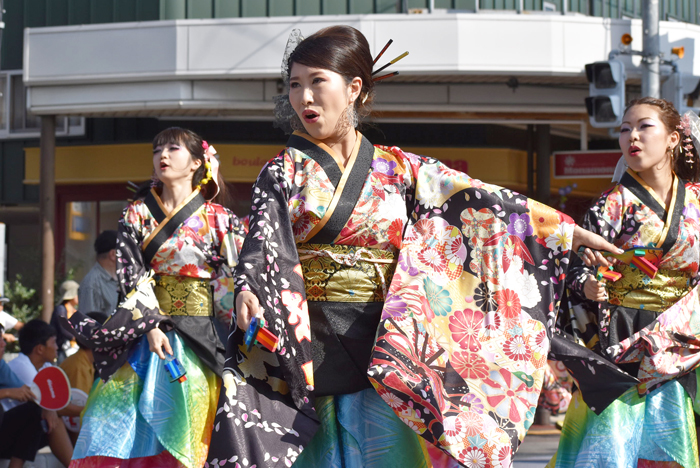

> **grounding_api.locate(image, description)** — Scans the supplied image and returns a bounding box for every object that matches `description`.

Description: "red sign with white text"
[553,150,622,179]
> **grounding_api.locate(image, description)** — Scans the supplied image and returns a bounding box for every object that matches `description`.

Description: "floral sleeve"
[369,151,577,465]
[208,152,320,468]
[566,190,622,301]
[210,208,247,325]
[116,203,148,296]
[59,202,172,381]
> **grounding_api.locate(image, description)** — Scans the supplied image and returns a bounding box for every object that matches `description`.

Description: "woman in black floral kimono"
[207,25,620,468]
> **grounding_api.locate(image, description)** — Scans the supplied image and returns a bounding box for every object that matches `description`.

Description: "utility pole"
[40,116,56,323]
[642,0,660,98]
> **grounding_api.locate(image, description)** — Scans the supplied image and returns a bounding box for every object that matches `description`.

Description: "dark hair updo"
[287,25,375,121]
[623,97,700,182]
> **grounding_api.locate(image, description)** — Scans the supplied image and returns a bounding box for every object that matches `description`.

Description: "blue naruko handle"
[164,356,186,383]
[244,316,263,351]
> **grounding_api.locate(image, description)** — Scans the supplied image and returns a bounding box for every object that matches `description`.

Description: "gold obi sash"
[607,264,692,312]
[154,275,213,316]
[297,243,398,302]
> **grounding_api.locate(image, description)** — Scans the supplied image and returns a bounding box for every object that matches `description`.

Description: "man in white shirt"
[0,325,49,468]
[0,297,24,344]
[3,320,57,407]
[0,320,74,466]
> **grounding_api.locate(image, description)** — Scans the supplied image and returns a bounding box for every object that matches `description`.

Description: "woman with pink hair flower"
[59,127,246,468]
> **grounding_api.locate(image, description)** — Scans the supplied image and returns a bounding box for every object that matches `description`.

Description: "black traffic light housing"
[584,61,626,128]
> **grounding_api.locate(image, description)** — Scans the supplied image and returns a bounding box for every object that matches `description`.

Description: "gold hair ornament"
[200,161,213,186]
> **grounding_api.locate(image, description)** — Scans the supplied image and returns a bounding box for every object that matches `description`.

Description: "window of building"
[64,200,126,281]
[0,71,85,138]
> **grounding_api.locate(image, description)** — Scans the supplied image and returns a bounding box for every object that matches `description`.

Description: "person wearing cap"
[78,230,119,316]
[49,281,80,363]
[0,297,23,344]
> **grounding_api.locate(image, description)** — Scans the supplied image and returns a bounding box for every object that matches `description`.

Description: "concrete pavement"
[514,427,561,468]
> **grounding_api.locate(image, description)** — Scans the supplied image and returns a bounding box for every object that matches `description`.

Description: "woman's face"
[619,104,679,177]
[288,63,361,141]
[153,140,201,187]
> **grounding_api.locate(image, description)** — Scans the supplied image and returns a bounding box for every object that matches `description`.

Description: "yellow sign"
[24,143,282,184]
[24,142,610,197]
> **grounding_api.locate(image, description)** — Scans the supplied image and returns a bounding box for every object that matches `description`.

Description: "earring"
[150,171,160,188]
[347,105,359,128]
[290,113,305,132]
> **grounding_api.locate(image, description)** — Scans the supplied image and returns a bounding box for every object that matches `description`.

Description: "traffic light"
[584,60,626,128]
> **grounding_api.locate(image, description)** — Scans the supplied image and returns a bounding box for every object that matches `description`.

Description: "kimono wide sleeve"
[207,208,247,325]
[605,183,700,395]
[368,151,576,466]
[59,203,172,381]
[208,153,320,468]
[551,186,658,413]
[609,284,700,393]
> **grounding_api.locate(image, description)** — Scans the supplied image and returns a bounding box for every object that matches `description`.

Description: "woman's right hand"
[236,291,263,331]
[147,327,173,360]
[573,225,623,268]
[584,274,608,302]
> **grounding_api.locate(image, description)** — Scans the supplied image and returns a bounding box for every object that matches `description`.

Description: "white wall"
[22,13,700,116]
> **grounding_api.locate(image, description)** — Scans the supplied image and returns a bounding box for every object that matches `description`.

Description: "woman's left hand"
[572,225,624,267]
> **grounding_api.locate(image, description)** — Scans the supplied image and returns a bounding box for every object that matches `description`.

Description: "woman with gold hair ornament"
[58,127,246,468]
[207,25,620,468]
[550,99,700,467]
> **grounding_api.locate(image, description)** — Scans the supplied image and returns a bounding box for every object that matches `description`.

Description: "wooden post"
[527,124,534,197]
[40,115,56,323]
[535,124,551,203]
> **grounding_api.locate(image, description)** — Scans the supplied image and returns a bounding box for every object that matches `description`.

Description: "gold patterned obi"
[154,275,213,316]
[606,264,692,312]
[297,243,398,302]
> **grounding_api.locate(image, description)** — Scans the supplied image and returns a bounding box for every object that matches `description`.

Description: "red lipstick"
[302,109,319,123]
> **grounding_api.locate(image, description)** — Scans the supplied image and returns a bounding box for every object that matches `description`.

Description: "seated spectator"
[0,323,67,468]
[0,323,35,418]
[1,320,75,467]
[0,296,24,344]
[59,311,107,445]
[50,281,80,363]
